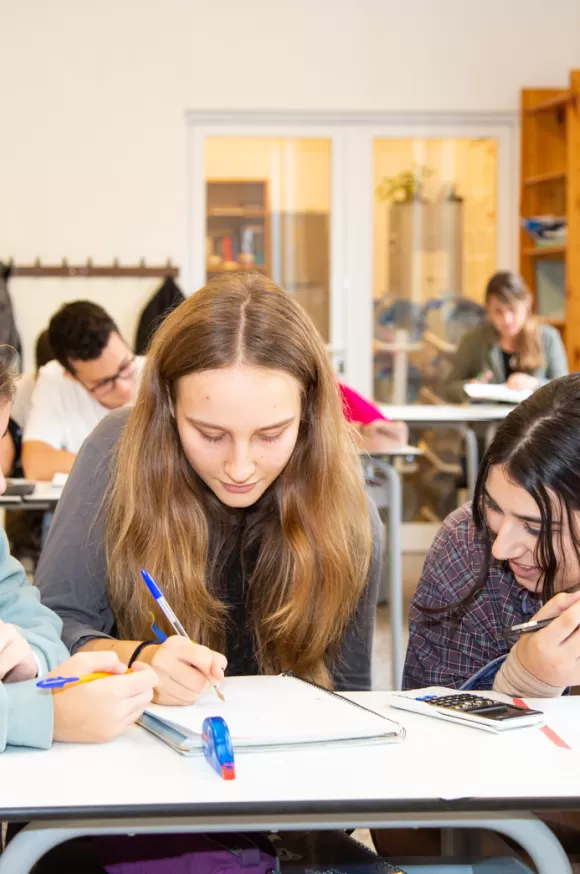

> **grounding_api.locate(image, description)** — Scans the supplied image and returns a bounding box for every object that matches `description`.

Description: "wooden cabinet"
[520,71,580,367]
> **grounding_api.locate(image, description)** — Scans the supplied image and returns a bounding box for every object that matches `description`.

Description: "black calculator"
[391,689,544,732]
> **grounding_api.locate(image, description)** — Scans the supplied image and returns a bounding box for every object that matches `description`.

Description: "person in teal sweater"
[0,345,157,752]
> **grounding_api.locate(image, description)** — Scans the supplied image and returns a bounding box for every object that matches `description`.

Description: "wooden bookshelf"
[522,244,567,258]
[523,171,567,187]
[520,71,580,366]
[205,179,270,278]
[524,92,572,115]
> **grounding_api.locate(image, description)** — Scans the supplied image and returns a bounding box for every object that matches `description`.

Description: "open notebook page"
[463,383,532,404]
[144,675,401,747]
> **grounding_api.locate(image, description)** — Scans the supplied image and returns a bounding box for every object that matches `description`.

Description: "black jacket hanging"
[0,263,22,364]
[135,276,185,355]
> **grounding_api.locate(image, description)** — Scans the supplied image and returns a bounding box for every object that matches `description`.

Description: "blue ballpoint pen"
[140,569,225,701]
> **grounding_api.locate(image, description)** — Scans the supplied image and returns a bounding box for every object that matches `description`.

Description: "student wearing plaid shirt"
[404,373,580,698]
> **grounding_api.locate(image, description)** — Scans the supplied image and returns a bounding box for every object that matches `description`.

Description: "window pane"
[204,137,331,340]
[373,138,498,403]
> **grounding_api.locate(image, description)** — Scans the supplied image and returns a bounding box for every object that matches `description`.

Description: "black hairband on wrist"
[128,640,157,667]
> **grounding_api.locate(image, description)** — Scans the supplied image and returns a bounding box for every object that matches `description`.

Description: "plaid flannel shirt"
[403,503,541,691]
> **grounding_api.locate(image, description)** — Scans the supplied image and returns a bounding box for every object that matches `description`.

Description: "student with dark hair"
[373,374,580,862]
[404,373,580,697]
[0,330,56,561]
[0,330,54,477]
[443,271,568,402]
[22,301,144,481]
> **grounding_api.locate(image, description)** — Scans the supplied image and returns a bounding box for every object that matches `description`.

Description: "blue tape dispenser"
[202,716,235,780]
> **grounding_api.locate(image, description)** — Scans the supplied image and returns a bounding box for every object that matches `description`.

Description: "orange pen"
[36,671,131,690]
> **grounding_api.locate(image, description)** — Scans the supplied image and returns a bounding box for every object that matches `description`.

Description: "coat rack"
[7,258,179,279]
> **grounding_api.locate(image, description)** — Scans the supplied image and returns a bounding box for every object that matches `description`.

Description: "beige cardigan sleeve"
[492,644,564,698]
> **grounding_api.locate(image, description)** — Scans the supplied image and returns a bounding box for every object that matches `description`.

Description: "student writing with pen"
[35,273,381,705]
[442,271,568,402]
[404,373,580,698]
[378,375,580,874]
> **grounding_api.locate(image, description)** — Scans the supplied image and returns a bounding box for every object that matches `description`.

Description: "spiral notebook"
[138,674,404,755]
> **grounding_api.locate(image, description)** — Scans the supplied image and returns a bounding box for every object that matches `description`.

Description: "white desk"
[0,692,578,874]
[381,404,515,495]
[0,482,63,512]
[381,404,516,424]
[363,448,423,690]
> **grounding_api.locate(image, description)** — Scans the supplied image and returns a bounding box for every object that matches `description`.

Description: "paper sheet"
[145,675,401,747]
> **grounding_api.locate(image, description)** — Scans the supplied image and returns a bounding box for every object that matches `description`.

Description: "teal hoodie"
[0,530,68,751]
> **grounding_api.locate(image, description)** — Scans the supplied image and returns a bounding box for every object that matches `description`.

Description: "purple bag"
[98,833,280,874]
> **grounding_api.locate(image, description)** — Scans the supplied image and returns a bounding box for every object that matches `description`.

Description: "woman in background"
[0,329,53,476]
[1,330,55,563]
[443,271,568,403]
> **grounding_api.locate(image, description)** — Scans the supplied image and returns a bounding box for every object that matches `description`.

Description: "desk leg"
[485,421,498,449]
[0,811,571,874]
[382,460,403,691]
[462,425,479,497]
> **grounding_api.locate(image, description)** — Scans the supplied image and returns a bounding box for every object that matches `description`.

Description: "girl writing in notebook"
[0,345,156,753]
[36,273,381,703]
[404,373,580,698]
[442,270,567,403]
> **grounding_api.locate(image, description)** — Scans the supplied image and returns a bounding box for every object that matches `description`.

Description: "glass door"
[187,115,516,398]
[188,128,346,376]
[372,136,500,404]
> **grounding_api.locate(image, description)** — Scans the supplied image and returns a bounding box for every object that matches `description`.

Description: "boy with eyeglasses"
[22,301,144,482]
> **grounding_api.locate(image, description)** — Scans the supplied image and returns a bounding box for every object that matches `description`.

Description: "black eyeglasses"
[82,356,136,398]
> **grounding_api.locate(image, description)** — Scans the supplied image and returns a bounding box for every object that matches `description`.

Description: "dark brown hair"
[430,374,580,619]
[48,300,119,372]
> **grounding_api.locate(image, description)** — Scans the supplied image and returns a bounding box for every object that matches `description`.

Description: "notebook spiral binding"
[281,672,406,741]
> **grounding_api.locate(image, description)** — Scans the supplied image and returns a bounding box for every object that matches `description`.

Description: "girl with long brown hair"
[36,273,381,704]
[443,270,567,403]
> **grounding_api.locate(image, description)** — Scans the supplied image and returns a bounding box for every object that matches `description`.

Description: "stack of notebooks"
[138,674,404,755]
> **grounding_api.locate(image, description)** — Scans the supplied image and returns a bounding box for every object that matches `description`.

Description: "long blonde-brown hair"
[0,346,18,404]
[105,273,372,686]
[486,271,544,371]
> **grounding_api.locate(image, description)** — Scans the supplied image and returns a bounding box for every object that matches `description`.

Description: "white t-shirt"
[10,372,37,429]
[23,358,145,453]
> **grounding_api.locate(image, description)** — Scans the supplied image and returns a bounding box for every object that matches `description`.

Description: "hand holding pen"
[502,590,580,690]
[38,651,157,744]
[141,570,227,706]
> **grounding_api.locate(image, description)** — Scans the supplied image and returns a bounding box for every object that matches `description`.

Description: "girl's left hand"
[506,373,539,391]
[0,620,38,682]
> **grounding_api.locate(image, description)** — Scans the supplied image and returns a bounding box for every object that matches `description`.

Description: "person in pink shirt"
[338,383,408,452]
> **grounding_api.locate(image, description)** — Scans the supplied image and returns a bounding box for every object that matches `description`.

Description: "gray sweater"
[35,409,382,691]
[442,322,568,403]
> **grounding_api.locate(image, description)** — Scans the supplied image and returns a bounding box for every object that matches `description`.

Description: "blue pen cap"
[141,569,162,600]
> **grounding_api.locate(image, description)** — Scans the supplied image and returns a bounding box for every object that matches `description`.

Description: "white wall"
[1,0,579,368]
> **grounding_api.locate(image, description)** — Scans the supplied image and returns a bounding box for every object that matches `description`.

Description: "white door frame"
[186,110,518,394]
